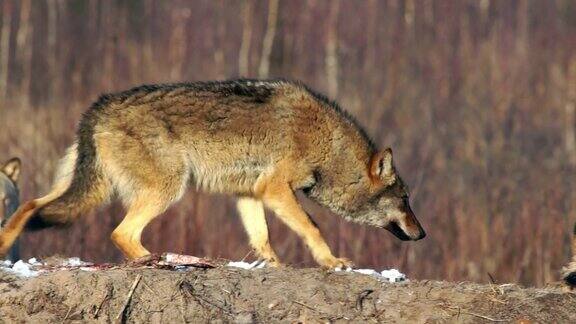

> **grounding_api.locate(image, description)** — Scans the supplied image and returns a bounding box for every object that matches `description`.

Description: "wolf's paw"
[126,253,160,266]
[264,258,283,268]
[319,256,354,269]
[250,258,283,268]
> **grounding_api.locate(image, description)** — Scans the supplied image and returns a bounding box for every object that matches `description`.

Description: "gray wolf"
[0,157,21,261]
[0,79,425,268]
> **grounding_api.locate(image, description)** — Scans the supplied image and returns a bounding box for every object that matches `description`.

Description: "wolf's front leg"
[257,178,352,269]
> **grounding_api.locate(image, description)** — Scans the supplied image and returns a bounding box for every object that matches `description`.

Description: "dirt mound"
[0,259,574,323]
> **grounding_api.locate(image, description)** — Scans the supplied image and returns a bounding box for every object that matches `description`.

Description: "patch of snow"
[335,267,407,283]
[0,257,94,277]
[1,260,12,267]
[61,257,91,267]
[349,268,380,276]
[226,260,406,282]
[28,258,41,265]
[227,260,267,269]
[3,260,42,277]
[380,269,406,283]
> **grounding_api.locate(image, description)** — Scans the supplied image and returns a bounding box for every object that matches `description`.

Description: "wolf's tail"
[30,108,111,230]
[0,107,111,256]
[25,164,110,230]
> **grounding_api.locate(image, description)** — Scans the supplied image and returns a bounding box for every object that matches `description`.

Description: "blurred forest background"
[1,0,576,286]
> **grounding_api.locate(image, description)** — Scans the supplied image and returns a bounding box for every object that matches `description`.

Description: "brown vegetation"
[1,0,576,286]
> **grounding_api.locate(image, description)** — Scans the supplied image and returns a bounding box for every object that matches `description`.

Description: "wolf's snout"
[405,207,426,241]
[413,227,426,240]
[387,205,426,241]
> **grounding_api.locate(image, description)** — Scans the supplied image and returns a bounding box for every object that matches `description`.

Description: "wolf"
[0,79,425,268]
[0,157,21,261]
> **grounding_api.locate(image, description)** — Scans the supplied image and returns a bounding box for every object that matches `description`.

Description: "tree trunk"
[325,0,340,98]
[238,0,253,77]
[258,0,279,79]
[0,1,12,103]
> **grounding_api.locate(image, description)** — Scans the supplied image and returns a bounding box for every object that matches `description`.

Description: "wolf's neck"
[304,115,374,218]
[306,160,369,220]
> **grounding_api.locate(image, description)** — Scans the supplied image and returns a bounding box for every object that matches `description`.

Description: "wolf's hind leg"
[237,197,280,266]
[111,192,172,260]
[97,132,189,260]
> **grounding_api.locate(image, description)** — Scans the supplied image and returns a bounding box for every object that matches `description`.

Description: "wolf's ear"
[2,158,21,183]
[369,148,393,181]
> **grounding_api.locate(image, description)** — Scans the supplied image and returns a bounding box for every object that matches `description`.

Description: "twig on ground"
[141,280,157,295]
[447,306,507,322]
[195,294,233,315]
[292,299,350,320]
[115,274,142,323]
[487,281,507,305]
[179,280,233,316]
[486,295,507,305]
[94,286,113,318]
[240,250,254,262]
[462,311,508,322]
[62,305,72,322]
[355,289,374,311]
[292,300,316,311]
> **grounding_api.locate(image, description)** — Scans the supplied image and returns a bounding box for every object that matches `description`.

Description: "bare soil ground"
[0,258,574,323]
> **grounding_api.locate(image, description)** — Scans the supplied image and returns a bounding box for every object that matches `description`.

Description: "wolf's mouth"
[385,221,411,241]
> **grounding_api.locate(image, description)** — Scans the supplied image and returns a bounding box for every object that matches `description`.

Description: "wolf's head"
[0,158,21,225]
[346,149,425,241]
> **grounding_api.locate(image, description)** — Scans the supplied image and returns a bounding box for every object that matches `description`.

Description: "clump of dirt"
[0,258,574,323]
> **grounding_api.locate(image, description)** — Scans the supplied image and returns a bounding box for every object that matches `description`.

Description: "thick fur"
[0,79,425,266]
